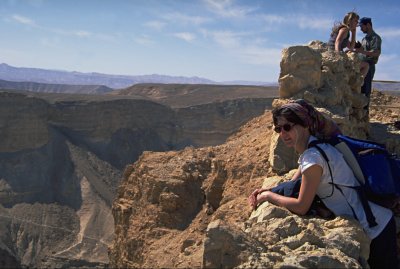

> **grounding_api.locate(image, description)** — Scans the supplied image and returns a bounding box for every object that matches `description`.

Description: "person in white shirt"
[248,99,397,269]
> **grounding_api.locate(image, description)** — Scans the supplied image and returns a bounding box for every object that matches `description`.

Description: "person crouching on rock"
[248,99,398,269]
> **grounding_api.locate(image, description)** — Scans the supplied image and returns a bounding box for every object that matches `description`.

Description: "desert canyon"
[0,41,399,268]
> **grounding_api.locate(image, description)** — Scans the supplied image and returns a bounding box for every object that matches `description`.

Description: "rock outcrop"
[109,111,373,268]
[279,42,368,137]
[271,41,400,173]
[109,42,400,268]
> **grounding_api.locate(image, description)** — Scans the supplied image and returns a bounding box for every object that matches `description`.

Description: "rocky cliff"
[0,88,274,268]
[110,83,278,108]
[109,42,400,268]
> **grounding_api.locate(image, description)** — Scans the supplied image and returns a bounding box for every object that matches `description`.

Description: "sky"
[1,0,400,83]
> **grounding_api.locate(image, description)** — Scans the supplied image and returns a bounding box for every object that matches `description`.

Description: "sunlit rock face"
[108,112,371,268]
[270,41,371,173]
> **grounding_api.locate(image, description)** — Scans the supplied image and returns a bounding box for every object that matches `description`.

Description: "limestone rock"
[203,220,266,268]
[109,111,374,268]
[270,42,374,173]
[279,46,322,98]
[109,43,400,269]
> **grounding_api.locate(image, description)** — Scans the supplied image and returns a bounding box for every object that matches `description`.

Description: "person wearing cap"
[355,17,382,103]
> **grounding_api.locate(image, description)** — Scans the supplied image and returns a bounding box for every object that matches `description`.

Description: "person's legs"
[368,216,398,269]
[360,61,369,77]
[361,63,375,98]
[361,63,375,115]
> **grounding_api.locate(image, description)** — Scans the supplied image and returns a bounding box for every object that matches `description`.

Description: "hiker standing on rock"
[248,100,398,269]
[355,17,382,103]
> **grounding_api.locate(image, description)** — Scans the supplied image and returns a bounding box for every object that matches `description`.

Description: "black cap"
[358,17,372,26]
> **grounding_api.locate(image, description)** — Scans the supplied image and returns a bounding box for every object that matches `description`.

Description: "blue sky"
[1,0,399,83]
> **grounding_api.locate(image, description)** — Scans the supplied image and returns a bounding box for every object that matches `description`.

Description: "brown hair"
[343,12,359,26]
[331,11,359,36]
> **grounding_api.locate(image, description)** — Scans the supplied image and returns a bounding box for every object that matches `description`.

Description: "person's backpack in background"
[309,134,400,227]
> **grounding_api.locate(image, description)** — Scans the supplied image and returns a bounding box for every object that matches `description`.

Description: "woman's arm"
[255,164,322,215]
[248,167,301,209]
[348,28,356,50]
[335,27,348,52]
[291,167,301,180]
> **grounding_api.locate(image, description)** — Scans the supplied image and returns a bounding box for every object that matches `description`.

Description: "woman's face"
[275,116,299,148]
[349,17,358,30]
[275,116,310,150]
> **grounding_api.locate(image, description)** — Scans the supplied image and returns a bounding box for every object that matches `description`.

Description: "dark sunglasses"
[274,123,296,133]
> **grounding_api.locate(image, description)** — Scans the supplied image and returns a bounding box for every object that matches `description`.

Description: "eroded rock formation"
[0,89,273,268]
[271,41,400,173]
[109,42,400,268]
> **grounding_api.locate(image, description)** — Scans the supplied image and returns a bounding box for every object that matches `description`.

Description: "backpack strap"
[308,142,334,199]
[308,139,378,227]
[334,138,366,185]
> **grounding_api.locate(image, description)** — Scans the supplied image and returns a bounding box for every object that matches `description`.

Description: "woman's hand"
[248,189,261,209]
[248,188,270,210]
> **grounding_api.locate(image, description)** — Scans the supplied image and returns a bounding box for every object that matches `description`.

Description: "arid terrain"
[109,88,400,268]
[0,83,278,268]
[0,66,398,268]
[109,43,400,268]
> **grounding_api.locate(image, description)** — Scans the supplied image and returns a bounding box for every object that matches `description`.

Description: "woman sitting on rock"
[328,11,369,80]
[248,99,397,269]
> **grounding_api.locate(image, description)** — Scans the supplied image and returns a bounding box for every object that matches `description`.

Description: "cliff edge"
[109,42,400,268]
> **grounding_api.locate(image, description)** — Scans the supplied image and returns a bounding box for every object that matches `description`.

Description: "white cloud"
[11,14,36,26]
[203,0,255,18]
[10,14,103,40]
[295,16,333,31]
[378,27,400,39]
[134,35,155,46]
[74,30,92,38]
[144,20,166,31]
[211,31,242,48]
[262,14,285,25]
[173,32,196,42]
[163,12,212,25]
[208,30,281,65]
[259,12,333,31]
[239,45,282,65]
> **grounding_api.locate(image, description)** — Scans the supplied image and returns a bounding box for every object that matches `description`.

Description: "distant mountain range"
[0,63,275,89]
[0,63,397,92]
[0,79,113,94]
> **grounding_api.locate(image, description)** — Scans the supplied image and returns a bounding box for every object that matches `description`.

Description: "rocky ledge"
[109,42,400,268]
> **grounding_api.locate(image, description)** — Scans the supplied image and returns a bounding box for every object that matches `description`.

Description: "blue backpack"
[309,135,400,227]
